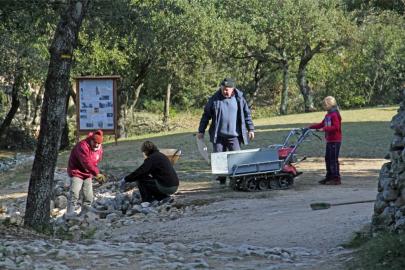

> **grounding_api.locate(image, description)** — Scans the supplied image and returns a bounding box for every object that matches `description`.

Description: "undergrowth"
[348,231,405,270]
[343,229,372,249]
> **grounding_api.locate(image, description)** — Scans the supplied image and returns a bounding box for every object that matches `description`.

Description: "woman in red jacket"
[308,96,342,185]
[67,130,105,214]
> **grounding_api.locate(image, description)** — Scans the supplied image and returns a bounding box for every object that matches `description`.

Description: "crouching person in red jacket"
[121,141,179,203]
[308,96,342,185]
[67,130,105,214]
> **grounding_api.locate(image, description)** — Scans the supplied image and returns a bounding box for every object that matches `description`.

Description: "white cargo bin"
[211,148,261,175]
[211,148,282,176]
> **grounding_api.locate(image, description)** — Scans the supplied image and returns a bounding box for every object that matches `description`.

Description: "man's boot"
[216,176,226,185]
[66,201,74,215]
[324,176,341,185]
[66,201,81,217]
[318,177,330,185]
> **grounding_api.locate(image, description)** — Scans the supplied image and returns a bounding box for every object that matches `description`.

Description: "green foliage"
[0,91,6,114]
[343,229,372,248]
[1,0,405,126]
[142,99,164,113]
[82,227,97,239]
[74,37,130,76]
[348,231,405,270]
[343,0,405,14]
[53,226,74,240]
[311,10,405,108]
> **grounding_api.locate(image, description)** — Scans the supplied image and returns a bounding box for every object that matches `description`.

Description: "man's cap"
[93,129,103,144]
[221,78,236,88]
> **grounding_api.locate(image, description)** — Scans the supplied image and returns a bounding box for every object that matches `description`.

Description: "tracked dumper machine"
[211,128,320,191]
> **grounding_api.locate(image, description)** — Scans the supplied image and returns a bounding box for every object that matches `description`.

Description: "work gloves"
[95,173,107,184]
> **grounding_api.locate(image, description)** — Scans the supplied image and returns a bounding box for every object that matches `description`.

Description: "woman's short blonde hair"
[323,96,337,108]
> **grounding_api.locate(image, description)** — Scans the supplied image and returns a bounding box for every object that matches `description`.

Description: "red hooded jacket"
[309,109,342,142]
[67,133,103,179]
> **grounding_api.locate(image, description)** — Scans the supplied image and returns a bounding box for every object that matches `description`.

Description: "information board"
[75,76,120,143]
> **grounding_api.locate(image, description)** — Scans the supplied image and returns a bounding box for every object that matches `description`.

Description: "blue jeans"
[213,136,241,153]
[325,142,341,178]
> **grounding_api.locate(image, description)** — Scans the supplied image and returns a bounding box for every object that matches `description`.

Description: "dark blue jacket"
[198,88,254,144]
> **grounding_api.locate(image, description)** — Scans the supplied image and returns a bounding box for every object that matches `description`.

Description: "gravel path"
[0,157,383,269]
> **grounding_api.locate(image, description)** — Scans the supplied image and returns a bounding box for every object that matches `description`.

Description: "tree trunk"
[279,61,289,115]
[60,84,76,148]
[59,88,71,150]
[130,58,152,95]
[31,85,45,127]
[0,66,23,139]
[23,95,31,128]
[130,82,143,121]
[24,0,90,230]
[163,83,171,130]
[69,85,76,105]
[249,61,262,108]
[117,86,127,138]
[297,66,315,112]
[123,90,128,127]
[297,44,323,112]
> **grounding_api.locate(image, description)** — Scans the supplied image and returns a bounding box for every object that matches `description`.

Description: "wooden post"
[113,79,118,145]
[163,83,171,130]
[75,79,80,143]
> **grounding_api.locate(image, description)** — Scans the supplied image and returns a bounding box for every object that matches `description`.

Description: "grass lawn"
[55,106,398,183]
[0,106,398,186]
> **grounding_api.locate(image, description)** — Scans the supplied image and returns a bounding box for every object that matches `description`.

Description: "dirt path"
[0,157,384,269]
[110,157,384,268]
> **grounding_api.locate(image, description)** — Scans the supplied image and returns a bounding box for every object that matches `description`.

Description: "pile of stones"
[49,170,184,240]
[50,169,71,212]
[372,92,405,232]
[0,200,24,227]
[1,169,185,240]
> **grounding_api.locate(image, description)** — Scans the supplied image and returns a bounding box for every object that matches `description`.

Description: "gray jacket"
[198,89,254,144]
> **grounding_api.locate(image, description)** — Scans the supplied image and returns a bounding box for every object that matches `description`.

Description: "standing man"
[67,130,106,214]
[197,78,255,184]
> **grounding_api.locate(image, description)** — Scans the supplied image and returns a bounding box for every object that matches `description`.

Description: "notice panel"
[77,78,116,131]
[75,76,120,144]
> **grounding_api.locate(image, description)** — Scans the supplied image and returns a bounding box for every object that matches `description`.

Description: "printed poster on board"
[78,79,115,130]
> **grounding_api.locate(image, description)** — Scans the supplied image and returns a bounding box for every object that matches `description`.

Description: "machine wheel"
[269,179,280,189]
[279,174,294,189]
[258,179,269,190]
[229,177,239,191]
[245,177,257,192]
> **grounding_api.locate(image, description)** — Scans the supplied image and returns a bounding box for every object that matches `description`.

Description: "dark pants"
[325,142,341,178]
[213,136,241,153]
[137,176,171,202]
